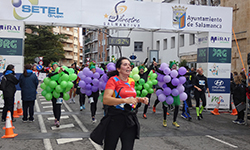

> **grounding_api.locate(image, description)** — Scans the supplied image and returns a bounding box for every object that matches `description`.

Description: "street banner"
[206,93,230,109]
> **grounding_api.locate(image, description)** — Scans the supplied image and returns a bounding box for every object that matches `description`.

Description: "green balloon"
[61,74,69,81]
[67,81,74,89]
[152,79,158,85]
[60,81,67,89]
[51,74,60,81]
[55,85,63,93]
[149,70,153,76]
[68,68,74,74]
[41,90,47,96]
[44,77,51,85]
[142,89,148,96]
[46,86,53,93]
[147,81,153,87]
[55,67,60,73]
[133,74,140,81]
[150,73,157,80]
[148,88,154,94]
[40,83,46,90]
[136,90,141,96]
[143,83,150,90]
[137,85,142,90]
[65,87,71,92]
[63,93,70,100]
[139,78,145,85]
[58,77,62,84]
[45,93,52,101]
[132,67,139,75]
[53,91,60,99]
[49,80,57,89]
[69,74,77,81]
[62,66,68,70]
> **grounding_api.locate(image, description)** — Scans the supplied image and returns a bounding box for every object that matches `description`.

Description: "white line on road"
[51,123,74,130]
[41,102,52,105]
[47,116,69,120]
[56,138,83,145]
[43,106,53,109]
[63,101,102,150]
[205,135,238,148]
[45,109,65,112]
[35,97,53,150]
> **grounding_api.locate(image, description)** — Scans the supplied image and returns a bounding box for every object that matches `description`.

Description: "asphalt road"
[1,87,250,150]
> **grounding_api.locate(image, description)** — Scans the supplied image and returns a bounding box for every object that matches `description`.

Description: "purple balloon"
[177,84,185,93]
[171,88,179,96]
[157,74,164,82]
[179,92,188,101]
[178,67,187,76]
[82,67,90,75]
[107,62,115,68]
[80,88,86,94]
[93,72,100,79]
[158,82,165,88]
[163,67,171,75]
[99,81,104,90]
[102,82,106,90]
[84,77,92,84]
[102,74,108,82]
[86,70,93,77]
[158,94,166,102]
[163,75,171,83]
[179,76,186,84]
[108,65,116,71]
[92,78,99,86]
[79,80,86,88]
[86,84,92,90]
[171,78,180,86]
[156,89,163,96]
[86,90,92,96]
[170,70,178,78]
[78,71,83,79]
[166,96,174,105]
[96,67,104,75]
[162,84,167,88]
[163,87,172,95]
[160,63,168,70]
[92,86,99,92]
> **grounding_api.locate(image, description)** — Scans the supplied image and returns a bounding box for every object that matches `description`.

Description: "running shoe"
[167,112,170,115]
[143,114,147,119]
[82,105,85,109]
[80,106,83,111]
[232,119,239,124]
[199,114,203,119]
[196,116,201,120]
[163,120,167,127]
[237,120,245,125]
[172,122,180,128]
[22,119,28,123]
[153,106,156,113]
[92,118,97,123]
[181,113,187,120]
[56,121,60,127]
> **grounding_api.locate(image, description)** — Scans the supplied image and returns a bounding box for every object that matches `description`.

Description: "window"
[134,42,143,51]
[171,37,175,48]
[180,34,184,47]
[156,40,160,50]
[190,34,195,45]
[163,38,167,50]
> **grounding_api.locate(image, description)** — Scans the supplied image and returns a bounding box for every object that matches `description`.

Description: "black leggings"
[2,97,14,121]
[88,91,99,117]
[104,114,137,150]
[194,91,206,107]
[162,102,179,122]
[79,93,85,106]
[136,94,151,114]
[52,97,61,121]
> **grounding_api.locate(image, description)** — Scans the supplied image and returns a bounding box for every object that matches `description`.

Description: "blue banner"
[208,47,231,63]
[207,78,230,93]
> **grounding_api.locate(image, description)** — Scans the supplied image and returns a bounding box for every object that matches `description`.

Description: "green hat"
[169,60,178,69]
[130,62,134,66]
[89,65,96,70]
[138,65,145,70]
[52,62,59,67]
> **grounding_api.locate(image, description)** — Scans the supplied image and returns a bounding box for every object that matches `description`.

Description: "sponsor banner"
[206,93,230,109]
[208,32,232,48]
[0,55,24,73]
[208,47,231,63]
[0,0,82,26]
[197,33,208,48]
[197,63,208,77]
[0,37,23,56]
[208,78,230,93]
[207,63,231,78]
[0,20,24,38]
[197,48,208,63]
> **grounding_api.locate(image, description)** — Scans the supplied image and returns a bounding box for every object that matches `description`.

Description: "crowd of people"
[0,58,249,150]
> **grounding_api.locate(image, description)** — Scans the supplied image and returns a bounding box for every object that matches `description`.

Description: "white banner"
[0,0,232,33]
[0,55,24,73]
[0,20,24,38]
[207,63,231,78]
[208,32,232,48]
[206,93,230,109]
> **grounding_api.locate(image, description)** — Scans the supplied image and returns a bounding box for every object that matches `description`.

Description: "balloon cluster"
[155,63,188,105]
[40,66,78,101]
[78,63,113,96]
[130,67,158,97]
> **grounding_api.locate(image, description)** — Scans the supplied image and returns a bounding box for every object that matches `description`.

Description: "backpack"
[0,76,7,91]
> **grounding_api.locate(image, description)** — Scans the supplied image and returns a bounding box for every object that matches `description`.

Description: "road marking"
[56,138,83,145]
[205,135,238,148]
[47,116,69,120]
[45,109,65,112]
[63,101,102,150]
[40,99,47,101]
[51,123,74,130]
[43,106,53,109]
[41,102,52,105]
[35,95,53,150]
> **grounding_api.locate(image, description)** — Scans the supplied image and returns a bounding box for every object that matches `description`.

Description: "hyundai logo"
[214,80,224,86]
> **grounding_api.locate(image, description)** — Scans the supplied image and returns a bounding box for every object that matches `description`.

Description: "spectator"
[19,64,38,122]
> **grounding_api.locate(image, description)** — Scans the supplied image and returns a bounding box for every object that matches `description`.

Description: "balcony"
[63,47,73,52]
[61,30,73,36]
[80,60,83,63]
[65,55,73,59]
[79,53,83,56]
[74,56,78,61]
[73,48,78,53]
[62,38,73,43]
[85,49,90,54]
[74,40,78,45]
[92,48,98,53]
[85,38,91,44]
